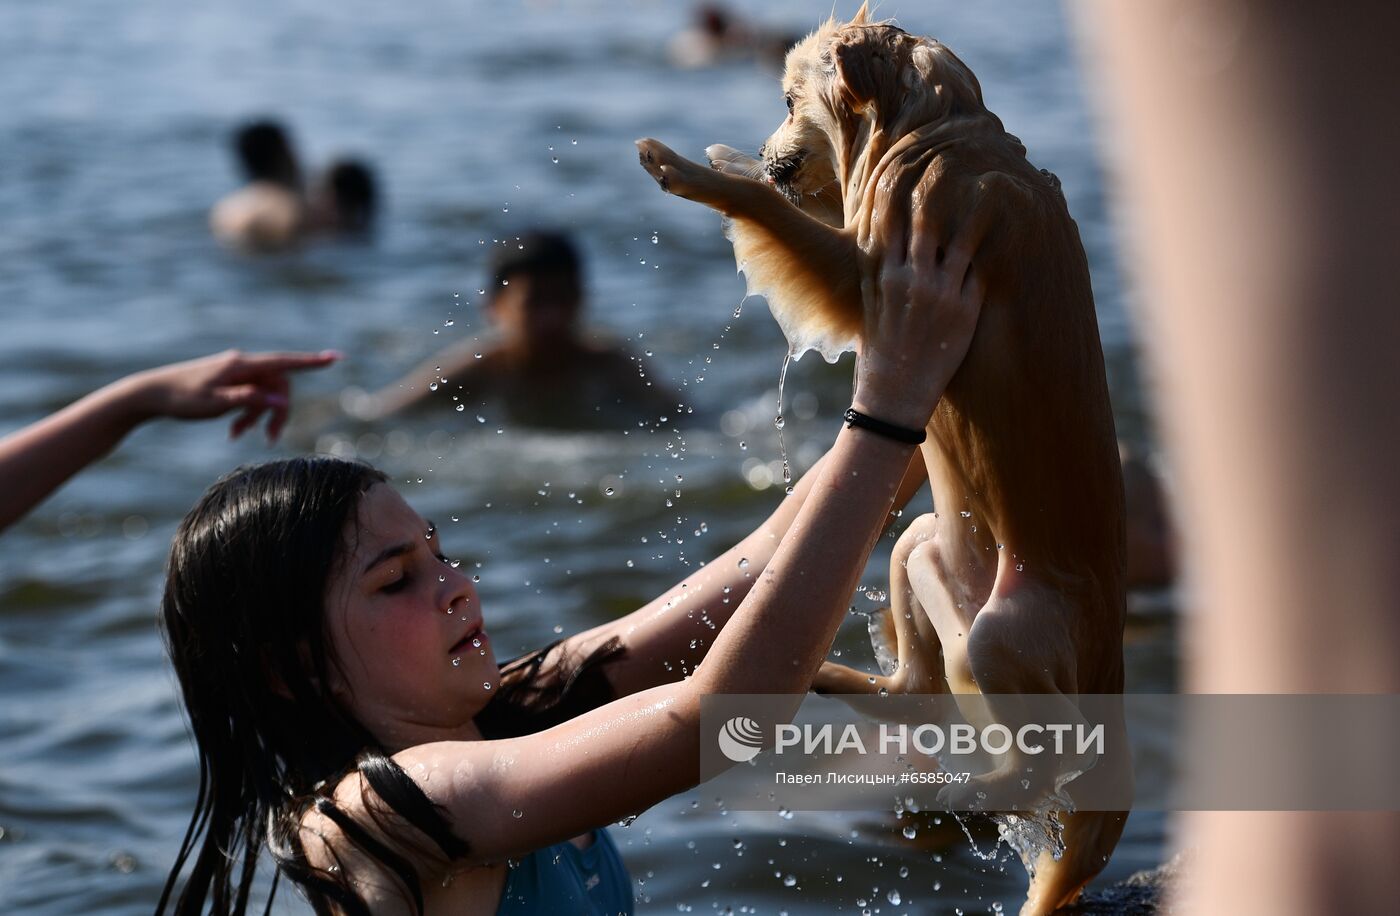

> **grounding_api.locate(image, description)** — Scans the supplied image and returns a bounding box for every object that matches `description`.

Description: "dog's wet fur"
[637,4,1129,912]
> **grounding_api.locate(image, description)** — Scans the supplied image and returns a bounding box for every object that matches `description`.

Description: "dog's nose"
[766,156,797,185]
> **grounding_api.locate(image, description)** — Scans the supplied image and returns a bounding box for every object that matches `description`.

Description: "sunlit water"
[0,1,1173,913]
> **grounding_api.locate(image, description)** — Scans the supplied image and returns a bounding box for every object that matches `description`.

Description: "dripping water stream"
[775,351,792,488]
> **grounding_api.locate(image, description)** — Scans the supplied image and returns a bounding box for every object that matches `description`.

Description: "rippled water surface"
[0,1,1174,912]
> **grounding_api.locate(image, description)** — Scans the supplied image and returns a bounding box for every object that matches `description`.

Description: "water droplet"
[452,657,462,667]
[444,318,455,327]
[604,487,616,496]
[512,809,523,819]
[887,890,901,905]
[782,874,797,887]
[773,415,785,430]
[737,557,749,569]
[482,681,492,690]
[471,637,482,648]
[1016,562,1025,572]
[960,510,972,518]
[864,588,888,603]
[650,232,659,244]
[902,825,917,839]
[455,404,465,412]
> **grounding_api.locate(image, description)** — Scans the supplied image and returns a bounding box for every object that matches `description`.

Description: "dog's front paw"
[635,138,716,200]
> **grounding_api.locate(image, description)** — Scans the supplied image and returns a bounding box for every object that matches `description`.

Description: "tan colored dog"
[637,5,1129,913]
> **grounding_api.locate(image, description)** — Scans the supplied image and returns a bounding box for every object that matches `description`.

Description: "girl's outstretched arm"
[0,349,338,536]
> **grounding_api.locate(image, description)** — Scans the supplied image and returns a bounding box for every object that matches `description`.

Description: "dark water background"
[0,1,1176,912]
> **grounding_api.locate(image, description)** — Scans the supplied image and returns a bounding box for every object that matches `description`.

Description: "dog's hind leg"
[814,514,949,696]
[958,580,1130,915]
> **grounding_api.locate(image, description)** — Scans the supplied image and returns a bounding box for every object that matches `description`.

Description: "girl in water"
[157,223,985,915]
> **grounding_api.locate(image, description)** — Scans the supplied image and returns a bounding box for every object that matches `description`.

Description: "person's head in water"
[157,457,486,913]
[233,119,301,189]
[486,230,585,351]
[314,158,378,233]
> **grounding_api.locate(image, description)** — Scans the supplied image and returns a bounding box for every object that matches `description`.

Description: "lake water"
[0,1,1175,913]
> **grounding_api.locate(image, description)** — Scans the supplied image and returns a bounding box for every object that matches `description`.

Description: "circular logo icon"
[717,716,764,763]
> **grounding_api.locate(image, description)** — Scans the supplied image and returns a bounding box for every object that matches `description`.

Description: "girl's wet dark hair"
[157,456,621,915]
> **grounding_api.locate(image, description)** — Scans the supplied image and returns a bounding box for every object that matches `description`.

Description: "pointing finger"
[233,350,343,375]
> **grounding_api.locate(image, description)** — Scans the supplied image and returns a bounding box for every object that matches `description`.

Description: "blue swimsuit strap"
[495,828,633,916]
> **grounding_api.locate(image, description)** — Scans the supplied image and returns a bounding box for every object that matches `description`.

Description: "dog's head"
[761,3,986,205]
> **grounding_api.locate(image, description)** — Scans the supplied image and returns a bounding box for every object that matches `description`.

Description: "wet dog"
[637,5,1129,912]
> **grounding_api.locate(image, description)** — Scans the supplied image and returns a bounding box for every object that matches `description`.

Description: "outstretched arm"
[0,349,339,536]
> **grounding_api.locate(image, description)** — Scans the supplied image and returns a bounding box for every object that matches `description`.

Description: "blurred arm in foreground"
[0,349,339,536]
[1073,0,1400,911]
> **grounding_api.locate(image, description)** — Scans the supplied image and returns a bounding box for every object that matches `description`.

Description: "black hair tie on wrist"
[843,407,927,445]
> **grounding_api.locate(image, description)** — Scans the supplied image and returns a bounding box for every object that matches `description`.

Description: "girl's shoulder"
[297,757,468,915]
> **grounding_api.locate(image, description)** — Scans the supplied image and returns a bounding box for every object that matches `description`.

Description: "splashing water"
[994,809,1068,879]
[949,771,1081,879]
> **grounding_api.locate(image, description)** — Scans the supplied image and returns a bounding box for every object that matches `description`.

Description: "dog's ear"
[831,26,900,115]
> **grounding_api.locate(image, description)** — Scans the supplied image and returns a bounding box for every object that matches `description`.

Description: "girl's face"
[322,483,497,749]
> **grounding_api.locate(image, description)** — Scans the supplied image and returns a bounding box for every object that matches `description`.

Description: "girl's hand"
[119,349,341,441]
[853,203,992,430]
